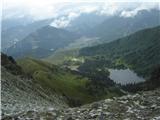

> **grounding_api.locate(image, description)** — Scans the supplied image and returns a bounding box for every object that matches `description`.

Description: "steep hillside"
[17,58,92,106]
[1,54,67,118]
[80,26,160,77]
[3,88,160,120]
[1,53,23,75]
[17,58,123,106]
[89,9,160,42]
[5,25,79,58]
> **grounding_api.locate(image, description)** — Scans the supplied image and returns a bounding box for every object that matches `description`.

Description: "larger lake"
[109,68,145,85]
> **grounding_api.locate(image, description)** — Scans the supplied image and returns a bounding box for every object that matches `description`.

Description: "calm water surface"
[109,68,145,85]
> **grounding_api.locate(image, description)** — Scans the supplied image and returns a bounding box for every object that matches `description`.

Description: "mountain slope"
[5,25,79,58]
[66,13,107,35]
[17,57,93,106]
[80,26,160,77]
[89,9,160,42]
[1,53,67,117]
[17,57,123,106]
[2,19,53,50]
[3,88,160,120]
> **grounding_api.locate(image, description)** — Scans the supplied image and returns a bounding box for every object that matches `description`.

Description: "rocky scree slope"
[1,53,68,118]
[3,88,160,120]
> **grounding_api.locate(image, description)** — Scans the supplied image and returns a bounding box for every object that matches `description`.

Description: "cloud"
[50,12,81,28]
[68,12,80,20]
[120,2,159,17]
[99,2,121,15]
[2,0,160,28]
[50,3,101,28]
[2,0,68,20]
[50,2,159,28]
[51,20,69,28]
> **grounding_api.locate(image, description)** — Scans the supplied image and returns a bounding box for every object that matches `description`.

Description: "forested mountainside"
[79,26,160,78]
[88,9,160,42]
[5,25,79,58]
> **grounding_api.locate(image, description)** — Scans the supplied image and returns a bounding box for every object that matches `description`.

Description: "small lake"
[109,68,145,85]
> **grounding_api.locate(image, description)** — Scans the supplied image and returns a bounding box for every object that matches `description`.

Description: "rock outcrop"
[3,88,160,120]
[1,67,68,118]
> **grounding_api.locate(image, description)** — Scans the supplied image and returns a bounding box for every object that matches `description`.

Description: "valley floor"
[3,88,160,120]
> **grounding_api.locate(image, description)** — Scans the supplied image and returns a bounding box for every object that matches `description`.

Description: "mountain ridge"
[88,9,160,42]
[5,25,80,58]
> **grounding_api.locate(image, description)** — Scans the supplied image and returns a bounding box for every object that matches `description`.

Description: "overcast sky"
[2,0,160,28]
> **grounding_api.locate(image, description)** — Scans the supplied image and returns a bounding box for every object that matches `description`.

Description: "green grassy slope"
[18,58,123,106]
[18,58,93,106]
[80,26,160,77]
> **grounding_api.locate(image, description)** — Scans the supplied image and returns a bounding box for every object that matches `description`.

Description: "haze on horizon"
[2,0,160,28]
